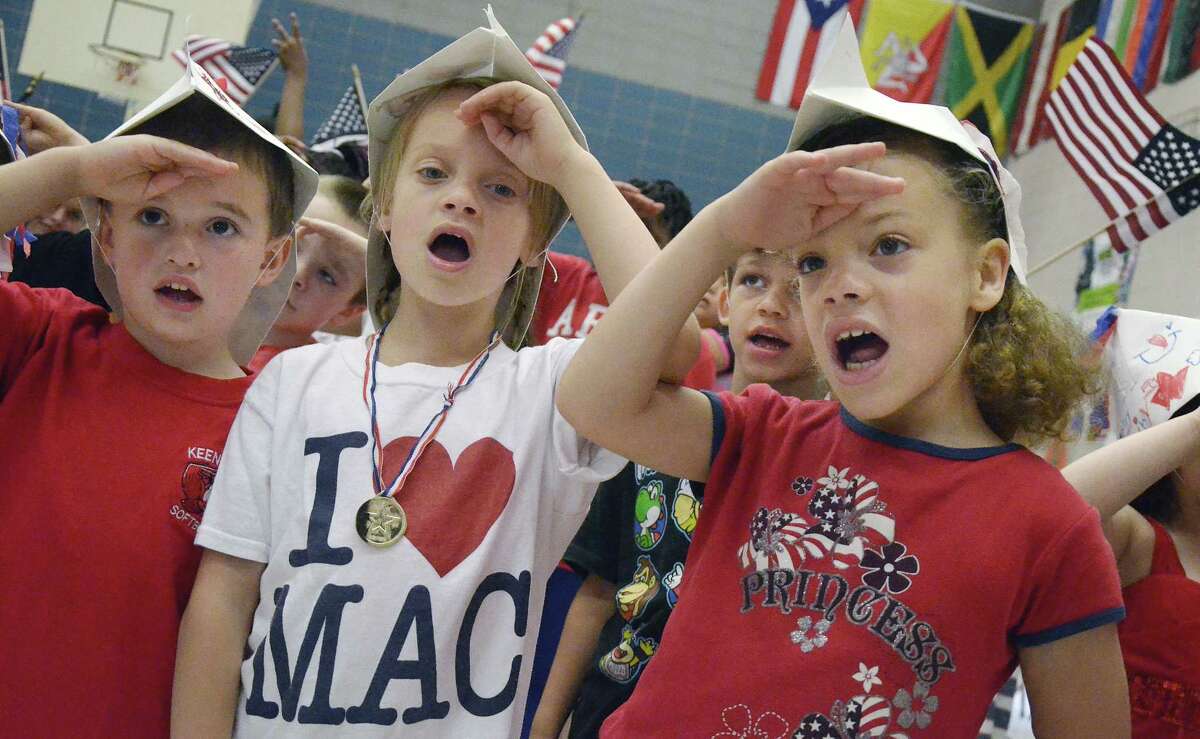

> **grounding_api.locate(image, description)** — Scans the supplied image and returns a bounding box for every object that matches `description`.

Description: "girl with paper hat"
[558,17,1128,738]
[1062,307,1200,737]
[172,8,698,736]
[0,61,315,736]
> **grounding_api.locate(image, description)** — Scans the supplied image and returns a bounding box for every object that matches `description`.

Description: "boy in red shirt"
[0,63,317,736]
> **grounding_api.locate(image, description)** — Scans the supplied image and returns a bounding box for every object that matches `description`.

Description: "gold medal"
[356,496,408,547]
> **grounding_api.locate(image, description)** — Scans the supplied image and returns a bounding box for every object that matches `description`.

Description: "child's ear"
[375,199,391,234]
[970,237,1010,313]
[95,210,116,268]
[256,233,294,288]
[332,303,366,326]
[717,284,731,327]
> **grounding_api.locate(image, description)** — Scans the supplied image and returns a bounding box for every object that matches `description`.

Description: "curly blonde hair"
[800,118,1100,444]
[361,78,568,348]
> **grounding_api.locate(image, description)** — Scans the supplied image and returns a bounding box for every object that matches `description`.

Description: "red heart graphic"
[380,437,516,577]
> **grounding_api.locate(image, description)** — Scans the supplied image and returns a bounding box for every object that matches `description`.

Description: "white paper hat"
[1101,307,1200,437]
[364,6,587,338]
[85,61,319,366]
[785,18,1027,284]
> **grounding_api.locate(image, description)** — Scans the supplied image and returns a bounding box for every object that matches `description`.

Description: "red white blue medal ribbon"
[361,320,501,499]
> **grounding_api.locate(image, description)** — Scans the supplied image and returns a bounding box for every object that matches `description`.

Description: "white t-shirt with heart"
[196,336,624,738]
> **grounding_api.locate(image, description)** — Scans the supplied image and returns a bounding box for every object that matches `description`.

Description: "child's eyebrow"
[214,202,251,221]
[862,209,908,227]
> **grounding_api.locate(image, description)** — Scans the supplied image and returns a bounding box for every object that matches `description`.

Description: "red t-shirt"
[603,387,1124,738]
[248,343,287,374]
[532,252,609,344]
[532,251,714,389]
[0,283,253,736]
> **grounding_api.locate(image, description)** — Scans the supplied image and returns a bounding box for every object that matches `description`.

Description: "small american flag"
[525,17,580,89]
[311,83,368,153]
[171,35,278,106]
[1047,37,1200,253]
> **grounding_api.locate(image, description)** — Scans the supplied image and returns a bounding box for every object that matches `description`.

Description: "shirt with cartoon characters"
[0,282,254,737]
[602,387,1125,738]
[197,336,625,738]
[563,462,704,737]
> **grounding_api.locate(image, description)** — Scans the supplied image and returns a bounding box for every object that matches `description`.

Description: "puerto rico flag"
[756,0,866,109]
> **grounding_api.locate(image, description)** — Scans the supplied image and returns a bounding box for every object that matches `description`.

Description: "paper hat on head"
[1099,307,1200,438]
[364,6,587,338]
[85,61,319,366]
[785,19,1028,285]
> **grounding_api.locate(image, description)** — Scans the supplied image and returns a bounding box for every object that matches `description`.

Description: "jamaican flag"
[943,6,1035,157]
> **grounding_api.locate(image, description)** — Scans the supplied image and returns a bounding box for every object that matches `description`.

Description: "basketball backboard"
[18,0,256,106]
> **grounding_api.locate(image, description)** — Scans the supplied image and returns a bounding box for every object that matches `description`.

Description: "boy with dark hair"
[0,63,317,736]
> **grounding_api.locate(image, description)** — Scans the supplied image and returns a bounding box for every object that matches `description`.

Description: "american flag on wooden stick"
[1047,37,1200,253]
[525,17,581,89]
[171,36,279,106]
[310,74,368,153]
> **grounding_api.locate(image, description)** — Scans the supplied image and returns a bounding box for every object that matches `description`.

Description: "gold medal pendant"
[356,496,408,547]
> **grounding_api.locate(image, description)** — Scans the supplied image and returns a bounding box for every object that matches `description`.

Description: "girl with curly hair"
[557,24,1128,738]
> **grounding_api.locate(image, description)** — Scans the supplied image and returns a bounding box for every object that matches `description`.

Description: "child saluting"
[172,9,697,737]
[0,63,316,735]
[558,20,1129,738]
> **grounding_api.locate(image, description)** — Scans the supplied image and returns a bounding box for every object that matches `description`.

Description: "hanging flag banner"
[755,0,865,109]
[1011,0,1100,156]
[1162,0,1200,83]
[943,5,1035,156]
[858,0,953,103]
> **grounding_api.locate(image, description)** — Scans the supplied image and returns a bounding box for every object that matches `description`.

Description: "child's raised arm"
[456,81,698,381]
[1062,410,1200,520]
[0,136,237,234]
[555,144,903,481]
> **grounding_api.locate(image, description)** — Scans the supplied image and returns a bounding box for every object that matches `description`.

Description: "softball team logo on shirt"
[170,446,220,531]
[731,465,952,737]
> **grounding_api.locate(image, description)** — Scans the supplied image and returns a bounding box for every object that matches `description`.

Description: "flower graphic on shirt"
[792,476,815,495]
[818,465,853,491]
[893,681,939,730]
[860,542,920,594]
[790,615,832,653]
[853,662,883,693]
[712,703,790,739]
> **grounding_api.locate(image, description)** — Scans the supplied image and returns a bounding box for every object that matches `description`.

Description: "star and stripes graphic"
[310,80,367,153]
[171,36,278,106]
[525,16,581,89]
[1047,36,1200,253]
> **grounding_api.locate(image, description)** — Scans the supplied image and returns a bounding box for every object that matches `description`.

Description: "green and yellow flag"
[943,6,1035,156]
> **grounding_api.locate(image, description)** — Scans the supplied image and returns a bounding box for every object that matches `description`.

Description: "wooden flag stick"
[352,64,368,116]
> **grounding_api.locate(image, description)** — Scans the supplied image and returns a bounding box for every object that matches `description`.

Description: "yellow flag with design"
[858,0,954,102]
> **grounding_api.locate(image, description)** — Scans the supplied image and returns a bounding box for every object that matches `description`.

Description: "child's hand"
[272,14,308,77]
[614,180,666,219]
[75,135,238,203]
[12,101,89,154]
[295,216,368,254]
[455,81,582,187]
[713,142,904,255]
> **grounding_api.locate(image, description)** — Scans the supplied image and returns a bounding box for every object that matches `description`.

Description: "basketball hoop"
[89,43,145,86]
